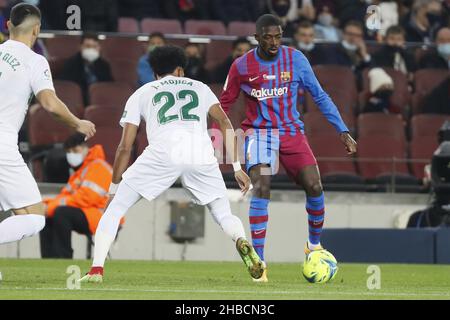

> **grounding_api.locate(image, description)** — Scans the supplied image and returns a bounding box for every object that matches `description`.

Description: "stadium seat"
[227,22,256,36]
[118,17,140,33]
[409,136,438,179]
[410,114,450,139]
[45,36,81,60]
[357,113,405,140]
[357,135,410,180]
[87,127,122,164]
[28,104,74,147]
[360,67,410,115]
[48,57,66,79]
[185,20,227,35]
[307,135,361,181]
[89,82,134,109]
[312,65,358,106]
[205,40,232,71]
[100,37,144,63]
[411,69,449,114]
[303,112,355,137]
[84,105,123,128]
[108,58,139,88]
[140,18,183,34]
[53,80,84,117]
[304,88,356,116]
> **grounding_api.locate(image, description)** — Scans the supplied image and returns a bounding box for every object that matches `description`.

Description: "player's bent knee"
[305,181,323,197]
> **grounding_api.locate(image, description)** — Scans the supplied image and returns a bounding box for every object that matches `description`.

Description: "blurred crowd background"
[0,0,449,193]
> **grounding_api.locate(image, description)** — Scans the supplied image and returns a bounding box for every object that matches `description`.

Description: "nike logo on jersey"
[249,76,259,82]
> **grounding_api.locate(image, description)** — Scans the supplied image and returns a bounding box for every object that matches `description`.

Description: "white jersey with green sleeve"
[120,75,219,166]
[0,39,54,166]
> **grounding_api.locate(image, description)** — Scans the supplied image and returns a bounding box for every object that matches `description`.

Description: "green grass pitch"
[0,259,450,300]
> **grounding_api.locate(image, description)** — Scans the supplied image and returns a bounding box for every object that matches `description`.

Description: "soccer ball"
[302,250,338,284]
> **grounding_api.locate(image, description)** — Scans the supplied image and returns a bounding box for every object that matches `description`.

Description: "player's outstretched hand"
[77,120,96,139]
[235,170,252,195]
[340,132,357,155]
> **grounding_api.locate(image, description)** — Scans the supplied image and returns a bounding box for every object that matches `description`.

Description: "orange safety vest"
[44,145,123,234]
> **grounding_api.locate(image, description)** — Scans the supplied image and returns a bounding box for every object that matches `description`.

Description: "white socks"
[92,182,141,267]
[207,197,246,242]
[0,214,45,245]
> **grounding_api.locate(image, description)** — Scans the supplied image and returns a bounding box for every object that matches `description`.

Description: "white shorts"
[122,149,227,205]
[0,164,42,211]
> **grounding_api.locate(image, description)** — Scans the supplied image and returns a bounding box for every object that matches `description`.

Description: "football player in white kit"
[0,4,95,247]
[80,45,265,283]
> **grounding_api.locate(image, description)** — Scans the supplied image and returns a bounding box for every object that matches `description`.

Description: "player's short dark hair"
[81,32,99,43]
[149,45,187,77]
[9,3,41,27]
[255,14,282,34]
[232,37,251,49]
[64,133,87,150]
[385,25,405,37]
[344,20,364,32]
[149,32,165,41]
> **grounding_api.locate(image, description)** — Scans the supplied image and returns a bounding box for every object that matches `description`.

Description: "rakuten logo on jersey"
[250,87,288,101]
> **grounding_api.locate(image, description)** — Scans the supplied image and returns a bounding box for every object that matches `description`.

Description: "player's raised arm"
[297,52,357,154]
[209,103,251,195]
[36,89,96,139]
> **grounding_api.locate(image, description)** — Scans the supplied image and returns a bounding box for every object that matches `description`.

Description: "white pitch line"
[1,287,450,298]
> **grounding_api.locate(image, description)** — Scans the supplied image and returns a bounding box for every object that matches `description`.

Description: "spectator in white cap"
[364,68,397,114]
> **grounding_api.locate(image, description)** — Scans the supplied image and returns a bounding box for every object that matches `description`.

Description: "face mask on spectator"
[81,48,100,63]
[342,40,357,51]
[66,152,85,168]
[437,43,450,59]
[298,41,315,52]
[318,13,333,27]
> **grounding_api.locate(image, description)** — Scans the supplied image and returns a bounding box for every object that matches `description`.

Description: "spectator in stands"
[137,32,166,86]
[60,34,113,105]
[322,20,371,73]
[334,0,368,27]
[69,0,119,32]
[40,134,119,259]
[422,76,450,114]
[164,0,210,22]
[371,25,416,79]
[293,21,327,65]
[0,0,7,34]
[118,0,165,19]
[314,5,340,42]
[266,0,299,37]
[210,0,260,25]
[184,43,209,83]
[364,68,398,114]
[212,37,251,83]
[419,27,450,70]
[402,0,446,43]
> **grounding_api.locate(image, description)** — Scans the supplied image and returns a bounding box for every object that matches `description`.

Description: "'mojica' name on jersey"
[155,79,194,88]
[250,87,288,100]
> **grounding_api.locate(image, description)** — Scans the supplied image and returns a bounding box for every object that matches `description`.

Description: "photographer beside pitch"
[0,4,95,248]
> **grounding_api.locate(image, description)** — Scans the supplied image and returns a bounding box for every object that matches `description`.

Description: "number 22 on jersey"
[153,90,200,125]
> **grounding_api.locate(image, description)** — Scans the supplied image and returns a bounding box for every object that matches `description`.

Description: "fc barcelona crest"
[280,71,291,82]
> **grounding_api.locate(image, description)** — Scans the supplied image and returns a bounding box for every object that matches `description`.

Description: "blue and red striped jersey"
[220,46,349,135]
